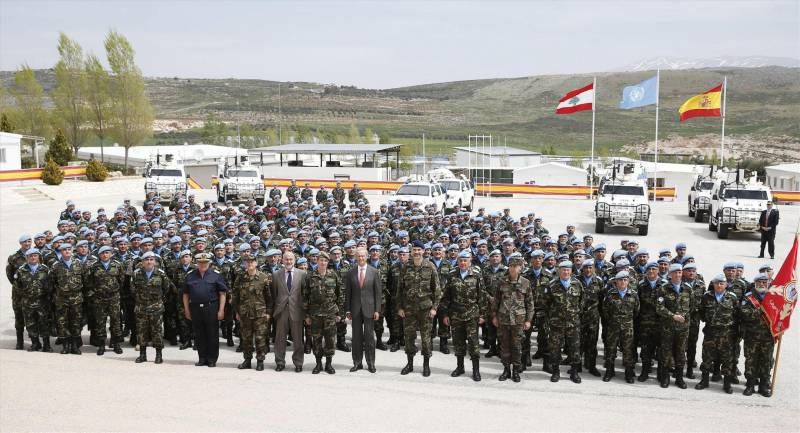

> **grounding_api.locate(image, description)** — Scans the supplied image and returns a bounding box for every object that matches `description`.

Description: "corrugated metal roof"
[250,143,402,154]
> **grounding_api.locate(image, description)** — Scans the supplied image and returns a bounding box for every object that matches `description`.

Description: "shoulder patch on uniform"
[657,296,664,303]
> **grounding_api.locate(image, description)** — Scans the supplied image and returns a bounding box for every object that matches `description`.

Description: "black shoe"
[179,341,192,350]
[97,344,105,356]
[743,380,755,396]
[422,356,431,377]
[236,345,243,353]
[135,348,147,363]
[255,360,264,371]
[625,367,635,384]
[587,366,601,377]
[569,367,582,384]
[275,364,285,372]
[154,348,163,364]
[113,343,123,354]
[70,338,81,355]
[730,375,740,385]
[227,337,235,347]
[758,254,764,258]
[451,356,465,377]
[15,330,24,350]
[312,357,323,374]
[59,340,69,355]
[304,336,312,354]
[499,365,511,381]
[758,379,772,397]
[675,371,687,389]
[29,337,42,352]
[686,366,695,379]
[195,359,207,367]
[485,346,498,358]
[349,364,363,372]
[336,340,351,352]
[325,356,335,374]
[439,338,450,354]
[550,368,560,383]
[523,353,532,368]
[367,364,376,373]
[401,354,414,375]
[723,376,733,394]
[41,337,52,353]
[660,372,670,388]
[376,340,388,351]
[711,372,722,382]
[637,370,649,382]
[532,350,545,359]
[696,371,710,390]
[603,366,614,382]
[389,343,400,352]
[511,368,521,383]
[238,359,253,370]
[471,357,481,382]
[207,362,216,368]
[294,366,302,373]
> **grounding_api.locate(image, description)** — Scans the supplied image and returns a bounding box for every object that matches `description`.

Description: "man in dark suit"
[758,202,779,259]
[345,247,382,373]
[271,252,309,372]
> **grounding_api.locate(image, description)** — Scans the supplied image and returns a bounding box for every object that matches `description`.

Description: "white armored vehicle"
[143,154,188,203]
[687,170,717,222]
[216,157,266,205]
[708,171,772,239]
[594,161,650,236]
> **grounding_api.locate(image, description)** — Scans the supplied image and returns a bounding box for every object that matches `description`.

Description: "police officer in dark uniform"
[182,253,228,367]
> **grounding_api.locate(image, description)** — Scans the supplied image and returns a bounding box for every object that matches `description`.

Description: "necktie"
[287,270,293,292]
[359,268,365,289]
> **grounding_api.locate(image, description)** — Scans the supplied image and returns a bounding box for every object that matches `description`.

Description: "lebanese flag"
[763,233,799,338]
[556,82,594,114]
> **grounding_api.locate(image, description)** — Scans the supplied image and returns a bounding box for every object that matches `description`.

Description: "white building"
[638,160,703,198]
[766,163,800,192]
[0,132,22,170]
[454,146,542,169]
[77,144,248,168]
[513,162,587,186]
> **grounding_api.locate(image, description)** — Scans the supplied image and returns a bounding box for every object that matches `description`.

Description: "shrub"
[85,158,108,182]
[41,158,64,185]
[45,129,73,166]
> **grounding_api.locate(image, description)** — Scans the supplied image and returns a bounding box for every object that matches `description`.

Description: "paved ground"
[1,178,798,432]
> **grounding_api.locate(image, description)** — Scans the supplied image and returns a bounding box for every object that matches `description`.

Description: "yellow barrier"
[774,191,800,202]
[0,165,86,182]
[187,177,203,190]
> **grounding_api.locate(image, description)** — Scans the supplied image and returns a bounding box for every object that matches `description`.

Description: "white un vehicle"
[216,158,267,205]
[708,173,772,239]
[688,172,716,222]
[389,181,446,211]
[594,162,650,236]
[438,176,475,212]
[143,154,188,203]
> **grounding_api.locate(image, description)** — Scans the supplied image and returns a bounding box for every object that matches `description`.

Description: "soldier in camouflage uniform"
[429,243,452,353]
[168,250,196,349]
[524,250,550,369]
[545,260,583,383]
[602,271,639,383]
[636,261,663,382]
[655,264,694,389]
[398,241,440,377]
[682,262,705,379]
[577,260,604,376]
[695,274,738,393]
[329,246,352,352]
[387,247,409,352]
[482,250,507,358]
[332,181,346,211]
[303,252,342,374]
[367,245,389,351]
[491,254,532,382]
[49,244,86,355]
[232,256,273,371]
[14,248,52,352]
[7,234,32,349]
[723,262,748,383]
[87,246,125,355]
[210,244,235,347]
[441,250,485,381]
[131,251,173,364]
[286,180,300,202]
[738,273,774,398]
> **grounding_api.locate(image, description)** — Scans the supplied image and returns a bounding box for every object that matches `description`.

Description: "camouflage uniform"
[482,264,507,353]
[331,260,352,347]
[303,268,343,357]
[332,186,346,210]
[738,291,774,385]
[525,268,551,361]
[698,290,737,377]
[545,277,583,369]
[369,260,390,342]
[602,287,640,369]
[50,260,86,342]
[685,274,706,370]
[636,278,664,375]
[387,261,406,345]
[655,281,694,379]
[167,262,196,345]
[439,267,485,358]
[87,259,125,344]
[14,263,51,340]
[232,270,273,360]
[432,259,452,343]
[491,274,533,368]
[131,268,172,348]
[6,250,27,345]
[578,274,604,371]
[397,259,441,356]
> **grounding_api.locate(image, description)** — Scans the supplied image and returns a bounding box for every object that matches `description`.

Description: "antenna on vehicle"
[735,163,740,206]
[610,159,617,201]
[156,152,160,166]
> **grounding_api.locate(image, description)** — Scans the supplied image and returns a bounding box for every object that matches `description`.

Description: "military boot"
[675,370,687,389]
[15,329,24,350]
[179,338,192,350]
[113,343,123,354]
[135,347,147,363]
[485,343,498,358]
[624,367,635,383]
[637,364,651,382]
[324,356,335,374]
[569,365,582,384]
[742,379,756,396]
[550,366,560,382]
[602,362,614,382]
[471,356,481,382]
[542,359,552,374]
[511,365,521,383]
[451,355,465,377]
[59,340,69,354]
[422,355,431,377]
[757,378,772,397]
[226,322,234,347]
[686,364,695,379]
[401,354,414,375]
[659,367,670,388]
[587,363,601,377]
[439,337,450,354]
[695,371,710,390]
[312,356,323,374]
[522,351,531,369]
[730,374,740,385]
[69,337,81,355]
[154,348,163,364]
[376,332,388,351]
[304,335,312,354]
[97,342,106,356]
[336,337,351,352]
[711,364,722,382]
[499,364,511,381]
[389,341,400,352]
[238,358,252,370]
[723,376,733,394]
[256,360,265,371]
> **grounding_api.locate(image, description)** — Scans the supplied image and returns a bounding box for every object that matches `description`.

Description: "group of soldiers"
[6,181,777,397]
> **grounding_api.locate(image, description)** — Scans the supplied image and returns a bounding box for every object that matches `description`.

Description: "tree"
[378,131,391,144]
[10,65,50,138]
[53,33,88,154]
[46,129,73,166]
[41,158,65,185]
[200,114,228,144]
[85,158,108,181]
[348,123,360,143]
[0,113,13,132]
[105,30,153,170]
[85,54,112,161]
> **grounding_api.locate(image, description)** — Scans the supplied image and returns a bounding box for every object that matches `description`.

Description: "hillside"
[2,66,799,159]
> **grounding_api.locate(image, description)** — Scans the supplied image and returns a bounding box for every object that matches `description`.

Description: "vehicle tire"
[466,198,474,212]
[708,216,717,232]
[217,186,224,203]
[717,223,729,239]
[458,199,462,210]
[688,202,695,218]
[638,224,649,236]
[694,210,704,223]
[595,218,605,234]
[256,196,264,206]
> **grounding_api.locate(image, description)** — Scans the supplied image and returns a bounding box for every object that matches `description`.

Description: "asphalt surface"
[1,178,798,432]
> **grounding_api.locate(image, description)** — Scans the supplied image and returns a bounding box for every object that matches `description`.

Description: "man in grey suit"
[271,252,308,372]
[345,247,382,373]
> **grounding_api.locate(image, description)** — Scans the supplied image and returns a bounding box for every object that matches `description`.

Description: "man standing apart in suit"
[398,240,441,377]
[758,202,779,259]
[345,247,382,373]
[272,251,308,372]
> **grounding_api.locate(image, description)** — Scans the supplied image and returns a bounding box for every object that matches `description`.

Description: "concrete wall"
[648,171,694,198]
[0,133,22,170]
[513,164,586,186]
[258,166,391,182]
[185,164,219,188]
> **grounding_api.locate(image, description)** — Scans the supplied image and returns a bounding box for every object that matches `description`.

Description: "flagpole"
[654,69,660,204]
[770,334,783,394]
[721,76,727,167]
[590,76,596,199]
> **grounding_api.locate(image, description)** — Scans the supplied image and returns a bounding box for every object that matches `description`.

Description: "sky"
[0,0,798,88]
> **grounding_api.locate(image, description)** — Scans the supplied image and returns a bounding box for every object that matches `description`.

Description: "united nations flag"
[619,75,658,109]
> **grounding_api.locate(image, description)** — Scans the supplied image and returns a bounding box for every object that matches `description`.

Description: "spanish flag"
[678,84,723,121]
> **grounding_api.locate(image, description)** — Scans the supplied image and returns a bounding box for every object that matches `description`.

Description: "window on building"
[0,147,6,163]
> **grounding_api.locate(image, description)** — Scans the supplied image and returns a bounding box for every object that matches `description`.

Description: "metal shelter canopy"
[250,143,402,155]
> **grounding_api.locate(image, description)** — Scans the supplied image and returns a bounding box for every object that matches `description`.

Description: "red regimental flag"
[763,234,798,338]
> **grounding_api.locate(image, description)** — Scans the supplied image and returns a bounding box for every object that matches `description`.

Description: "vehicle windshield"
[723,189,768,200]
[396,185,431,196]
[228,170,259,178]
[602,184,645,196]
[699,181,714,191]
[149,169,183,177]
[439,181,460,191]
